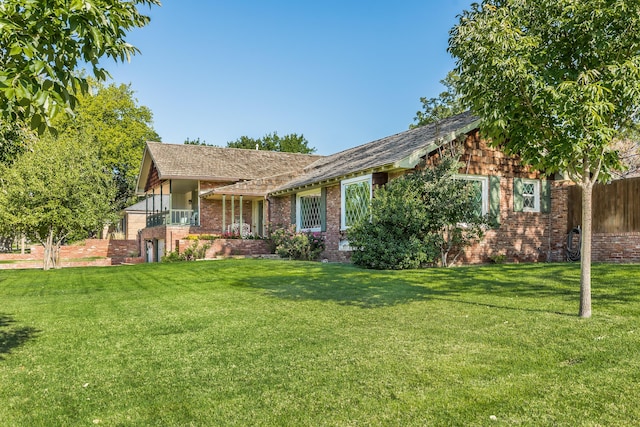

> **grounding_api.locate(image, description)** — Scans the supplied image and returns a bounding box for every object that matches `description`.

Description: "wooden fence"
[567,177,640,233]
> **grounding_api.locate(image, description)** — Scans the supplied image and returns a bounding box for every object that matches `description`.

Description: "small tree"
[0,134,115,270]
[449,0,640,317]
[348,154,488,269]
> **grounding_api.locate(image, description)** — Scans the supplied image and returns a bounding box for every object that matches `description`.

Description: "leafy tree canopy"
[226,132,316,154]
[184,137,213,146]
[53,81,160,210]
[411,70,468,128]
[0,0,160,133]
[449,0,640,317]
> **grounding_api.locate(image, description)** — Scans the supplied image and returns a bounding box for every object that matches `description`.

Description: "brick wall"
[0,239,143,269]
[200,181,254,233]
[269,131,555,265]
[175,238,272,258]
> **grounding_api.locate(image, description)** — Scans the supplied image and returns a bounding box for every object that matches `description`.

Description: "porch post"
[231,196,235,227]
[239,196,243,227]
[222,195,226,233]
[169,180,173,225]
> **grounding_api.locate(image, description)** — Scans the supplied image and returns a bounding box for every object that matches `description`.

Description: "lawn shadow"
[0,314,39,360]
[242,262,601,316]
[240,264,447,309]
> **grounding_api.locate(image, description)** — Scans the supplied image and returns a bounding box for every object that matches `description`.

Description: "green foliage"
[349,155,487,269]
[162,240,211,262]
[270,225,325,261]
[53,81,160,210]
[449,0,640,317]
[0,120,36,166]
[411,71,468,128]
[449,0,640,184]
[226,131,316,154]
[0,0,160,133]
[0,134,116,269]
[184,137,213,146]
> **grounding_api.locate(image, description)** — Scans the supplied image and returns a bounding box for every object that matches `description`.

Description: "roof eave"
[393,119,481,169]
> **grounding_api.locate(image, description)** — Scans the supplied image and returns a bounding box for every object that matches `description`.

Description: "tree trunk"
[43,228,55,271]
[579,180,594,318]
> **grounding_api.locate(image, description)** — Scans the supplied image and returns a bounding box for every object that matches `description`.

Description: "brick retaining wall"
[175,238,272,258]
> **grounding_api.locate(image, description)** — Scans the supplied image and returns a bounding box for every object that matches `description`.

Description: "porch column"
[222,195,226,233]
[239,196,243,227]
[231,196,235,227]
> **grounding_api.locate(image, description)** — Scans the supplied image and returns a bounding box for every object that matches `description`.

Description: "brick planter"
[176,238,272,258]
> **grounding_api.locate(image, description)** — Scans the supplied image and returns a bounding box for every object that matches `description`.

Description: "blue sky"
[103,1,474,155]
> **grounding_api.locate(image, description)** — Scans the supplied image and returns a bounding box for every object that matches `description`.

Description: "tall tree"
[0,134,116,270]
[0,0,159,134]
[54,81,160,210]
[411,71,468,128]
[449,0,640,317]
[226,132,316,154]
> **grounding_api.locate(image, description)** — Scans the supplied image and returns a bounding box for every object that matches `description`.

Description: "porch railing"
[146,209,199,227]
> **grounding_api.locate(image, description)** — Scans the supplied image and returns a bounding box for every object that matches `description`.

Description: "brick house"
[261,111,554,264]
[135,142,322,261]
[135,112,639,264]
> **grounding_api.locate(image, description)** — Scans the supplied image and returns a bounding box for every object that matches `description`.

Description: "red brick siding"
[200,181,254,233]
[176,238,272,258]
[269,131,554,264]
[0,239,142,269]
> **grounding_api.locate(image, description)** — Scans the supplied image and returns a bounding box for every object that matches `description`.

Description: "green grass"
[1,260,639,426]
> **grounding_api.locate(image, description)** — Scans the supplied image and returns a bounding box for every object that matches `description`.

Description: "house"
[135,142,322,261]
[136,112,638,265]
[262,111,554,264]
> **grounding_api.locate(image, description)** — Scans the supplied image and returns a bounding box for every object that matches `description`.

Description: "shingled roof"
[136,142,323,193]
[271,111,480,195]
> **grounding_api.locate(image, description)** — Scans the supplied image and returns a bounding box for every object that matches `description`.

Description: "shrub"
[348,153,488,269]
[162,240,211,262]
[270,225,325,261]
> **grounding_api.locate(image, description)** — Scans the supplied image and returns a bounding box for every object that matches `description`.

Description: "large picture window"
[297,189,322,231]
[341,175,372,229]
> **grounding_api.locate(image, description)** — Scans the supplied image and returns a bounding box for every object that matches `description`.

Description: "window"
[455,175,489,216]
[521,179,540,212]
[297,189,322,231]
[341,175,372,229]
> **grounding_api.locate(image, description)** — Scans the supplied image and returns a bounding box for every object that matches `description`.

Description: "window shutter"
[541,180,551,213]
[513,178,524,212]
[320,187,327,232]
[290,194,296,225]
[489,176,501,226]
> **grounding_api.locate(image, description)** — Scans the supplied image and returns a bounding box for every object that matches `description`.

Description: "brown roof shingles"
[272,111,480,193]
[146,142,323,181]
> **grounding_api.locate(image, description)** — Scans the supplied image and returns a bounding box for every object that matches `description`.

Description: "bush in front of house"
[270,225,325,261]
[348,154,488,269]
[162,240,211,262]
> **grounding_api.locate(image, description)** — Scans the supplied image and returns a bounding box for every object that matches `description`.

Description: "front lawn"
[1,260,639,425]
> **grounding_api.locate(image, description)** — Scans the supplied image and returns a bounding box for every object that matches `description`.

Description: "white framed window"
[341,175,372,230]
[521,179,540,212]
[455,175,489,216]
[297,189,322,231]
